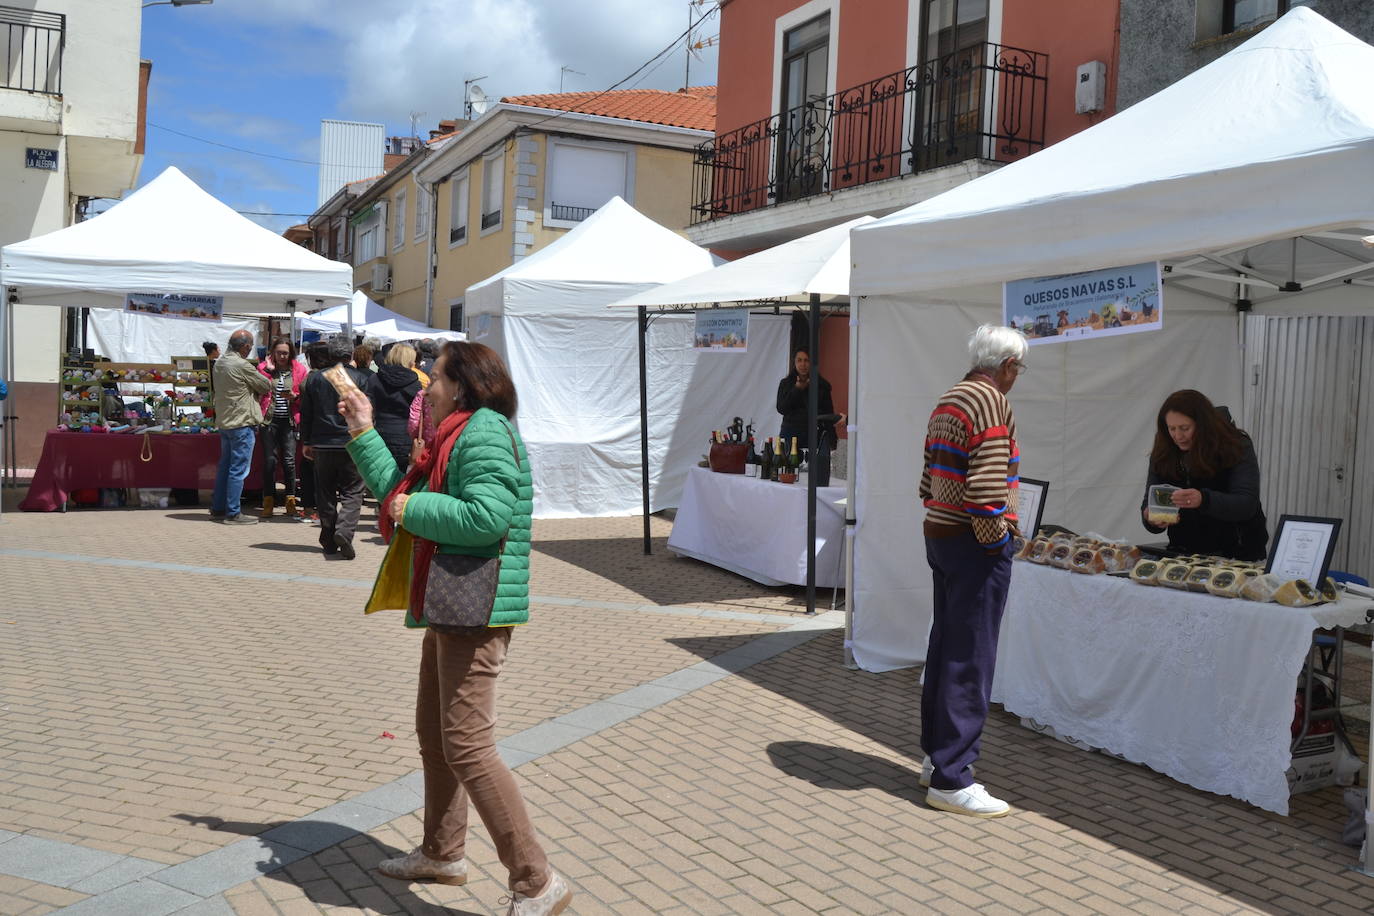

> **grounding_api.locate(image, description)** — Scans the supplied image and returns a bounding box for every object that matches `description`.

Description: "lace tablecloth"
[992,563,1374,814]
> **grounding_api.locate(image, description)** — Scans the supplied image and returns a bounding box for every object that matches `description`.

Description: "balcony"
[691,41,1047,227]
[2,5,63,96]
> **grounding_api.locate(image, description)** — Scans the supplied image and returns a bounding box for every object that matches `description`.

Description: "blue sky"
[133,0,720,233]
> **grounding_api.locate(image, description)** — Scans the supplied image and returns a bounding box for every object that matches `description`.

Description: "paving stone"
[55,878,201,916]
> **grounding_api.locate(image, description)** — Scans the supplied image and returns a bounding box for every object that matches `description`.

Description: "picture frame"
[1017,477,1050,537]
[1265,515,1342,585]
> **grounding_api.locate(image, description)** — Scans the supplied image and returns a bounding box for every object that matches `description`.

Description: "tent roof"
[851,8,1374,298]
[612,216,875,308]
[1,166,353,313]
[465,197,715,317]
[300,291,465,342]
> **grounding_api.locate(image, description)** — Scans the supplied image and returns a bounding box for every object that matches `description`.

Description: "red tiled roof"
[501,86,716,131]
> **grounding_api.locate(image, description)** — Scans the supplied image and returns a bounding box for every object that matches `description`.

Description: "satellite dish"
[466,84,490,117]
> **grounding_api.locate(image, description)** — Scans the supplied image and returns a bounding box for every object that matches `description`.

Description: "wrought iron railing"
[480,210,501,230]
[692,41,1047,224]
[1,6,64,96]
[550,202,597,222]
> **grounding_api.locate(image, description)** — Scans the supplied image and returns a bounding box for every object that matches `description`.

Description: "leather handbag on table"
[708,442,747,474]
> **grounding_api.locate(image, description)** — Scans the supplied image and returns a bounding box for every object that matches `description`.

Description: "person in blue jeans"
[211,330,271,523]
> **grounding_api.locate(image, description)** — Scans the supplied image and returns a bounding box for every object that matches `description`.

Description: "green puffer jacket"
[347,407,532,627]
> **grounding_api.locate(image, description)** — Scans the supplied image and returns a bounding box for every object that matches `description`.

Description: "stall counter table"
[992,562,1373,814]
[20,429,263,512]
[667,465,846,587]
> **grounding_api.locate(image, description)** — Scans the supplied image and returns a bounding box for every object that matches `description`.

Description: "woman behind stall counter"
[776,347,834,447]
[1141,388,1268,561]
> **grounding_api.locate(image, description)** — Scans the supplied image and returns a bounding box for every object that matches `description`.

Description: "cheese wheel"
[1047,544,1074,569]
[1012,535,1031,560]
[1273,579,1318,607]
[1070,546,1104,574]
[1205,568,1242,598]
[1159,562,1192,589]
[1240,572,1282,602]
[1130,559,1160,585]
[1185,566,1215,592]
[1027,537,1052,564]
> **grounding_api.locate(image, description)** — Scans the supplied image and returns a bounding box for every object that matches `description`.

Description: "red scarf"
[380,408,473,622]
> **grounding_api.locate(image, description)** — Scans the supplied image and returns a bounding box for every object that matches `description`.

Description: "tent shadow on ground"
[671,629,1367,913]
[532,532,831,611]
[171,814,481,915]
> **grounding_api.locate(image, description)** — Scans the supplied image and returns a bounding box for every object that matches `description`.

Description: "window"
[448,171,470,245]
[777,13,831,202]
[1199,0,1312,40]
[481,151,504,232]
[545,140,633,226]
[392,189,406,251]
[448,300,464,332]
[414,178,430,241]
[357,224,378,264]
[334,222,344,258]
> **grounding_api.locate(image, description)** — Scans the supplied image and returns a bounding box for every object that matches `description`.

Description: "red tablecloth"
[20,430,264,511]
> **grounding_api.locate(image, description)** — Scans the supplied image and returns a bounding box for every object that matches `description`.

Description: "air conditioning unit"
[371,262,391,291]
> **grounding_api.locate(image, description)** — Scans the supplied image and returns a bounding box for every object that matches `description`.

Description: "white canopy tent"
[298,291,466,343]
[614,215,875,614]
[847,7,1374,673]
[466,197,789,519]
[0,167,353,313]
[0,165,352,517]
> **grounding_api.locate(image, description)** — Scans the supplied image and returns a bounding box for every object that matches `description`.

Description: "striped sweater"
[919,373,1020,547]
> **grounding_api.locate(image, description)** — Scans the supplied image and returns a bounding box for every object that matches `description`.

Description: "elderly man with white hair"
[917,324,1026,818]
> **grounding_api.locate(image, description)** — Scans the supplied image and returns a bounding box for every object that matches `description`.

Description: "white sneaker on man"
[919,756,973,788]
[926,782,1011,818]
[376,847,468,885]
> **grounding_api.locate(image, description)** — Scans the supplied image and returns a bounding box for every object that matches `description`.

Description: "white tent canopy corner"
[0,166,353,314]
[464,196,789,519]
[299,291,466,343]
[847,6,1374,673]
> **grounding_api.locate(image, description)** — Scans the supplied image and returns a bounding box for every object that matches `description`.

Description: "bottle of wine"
[789,437,801,473]
[771,438,782,481]
[760,439,773,481]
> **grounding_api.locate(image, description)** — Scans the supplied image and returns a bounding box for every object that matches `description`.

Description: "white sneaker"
[926,782,1011,818]
[376,847,468,885]
[919,756,974,788]
[506,869,573,915]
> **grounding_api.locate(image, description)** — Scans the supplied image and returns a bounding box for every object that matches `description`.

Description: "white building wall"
[319,120,384,206]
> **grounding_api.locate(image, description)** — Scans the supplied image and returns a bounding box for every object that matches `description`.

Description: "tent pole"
[806,292,819,615]
[0,287,9,518]
[843,295,859,667]
[639,305,651,555]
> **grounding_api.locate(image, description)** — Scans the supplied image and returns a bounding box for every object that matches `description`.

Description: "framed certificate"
[1017,477,1049,537]
[1265,515,1342,584]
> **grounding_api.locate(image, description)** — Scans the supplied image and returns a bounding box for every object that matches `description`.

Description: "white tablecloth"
[992,563,1374,814]
[667,466,847,587]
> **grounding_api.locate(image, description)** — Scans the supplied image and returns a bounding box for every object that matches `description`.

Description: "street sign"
[25,148,58,171]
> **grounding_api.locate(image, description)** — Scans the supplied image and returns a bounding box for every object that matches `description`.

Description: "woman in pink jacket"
[257,337,308,517]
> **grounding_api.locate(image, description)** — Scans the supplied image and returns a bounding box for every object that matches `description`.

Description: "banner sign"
[125,292,225,322]
[693,309,749,351]
[1004,261,1162,346]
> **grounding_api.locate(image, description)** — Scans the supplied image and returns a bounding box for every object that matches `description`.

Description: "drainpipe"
[417,174,438,328]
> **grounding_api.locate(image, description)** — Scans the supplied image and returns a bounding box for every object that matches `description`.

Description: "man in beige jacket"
[211,330,271,523]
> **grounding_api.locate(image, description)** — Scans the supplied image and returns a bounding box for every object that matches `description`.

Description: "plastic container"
[1146,484,1181,526]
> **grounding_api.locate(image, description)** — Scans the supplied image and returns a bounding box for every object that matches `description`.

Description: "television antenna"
[559,66,585,92]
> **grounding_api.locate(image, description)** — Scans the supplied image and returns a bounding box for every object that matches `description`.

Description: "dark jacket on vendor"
[366,365,423,454]
[776,375,834,434]
[299,365,369,448]
[1141,434,1267,560]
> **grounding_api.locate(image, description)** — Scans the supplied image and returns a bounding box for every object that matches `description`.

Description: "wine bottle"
[760,439,773,481]
[789,437,801,472]
[771,438,782,481]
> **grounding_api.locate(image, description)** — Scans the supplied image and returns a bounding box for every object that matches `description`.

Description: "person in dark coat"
[365,343,423,474]
[1141,389,1268,561]
[299,340,370,559]
[776,346,834,449]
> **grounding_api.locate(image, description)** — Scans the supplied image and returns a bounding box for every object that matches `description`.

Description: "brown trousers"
[415,626,550,896]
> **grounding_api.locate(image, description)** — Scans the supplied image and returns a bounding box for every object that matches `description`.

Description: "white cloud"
[211,0,719,127]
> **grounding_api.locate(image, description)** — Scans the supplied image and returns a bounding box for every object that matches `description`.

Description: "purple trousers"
[921,530,1013,790]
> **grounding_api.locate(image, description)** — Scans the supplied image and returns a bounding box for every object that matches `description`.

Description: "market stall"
[465,197,787,519]
[613,216,870,614]
[843,7,1374,823]
[1,166,352,512]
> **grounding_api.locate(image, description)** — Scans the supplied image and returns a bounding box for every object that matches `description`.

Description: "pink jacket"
[257,358,308,425]
[407,389,435,445]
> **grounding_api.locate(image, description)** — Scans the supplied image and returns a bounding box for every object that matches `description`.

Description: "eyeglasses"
[1011,360,1028,374]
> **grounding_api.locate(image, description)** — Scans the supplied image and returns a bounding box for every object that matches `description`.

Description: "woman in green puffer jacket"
[338,341,571,915]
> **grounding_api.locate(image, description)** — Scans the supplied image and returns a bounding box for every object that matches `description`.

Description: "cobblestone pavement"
[1,501,1371,914]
